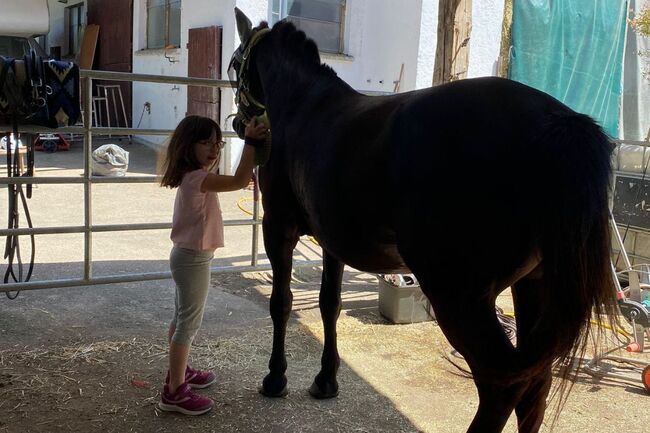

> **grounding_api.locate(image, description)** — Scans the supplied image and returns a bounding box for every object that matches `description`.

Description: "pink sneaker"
[158,382,214,416]
[166,365,217,389]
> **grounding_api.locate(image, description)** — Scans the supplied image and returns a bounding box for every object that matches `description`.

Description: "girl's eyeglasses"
[198,140,226,149]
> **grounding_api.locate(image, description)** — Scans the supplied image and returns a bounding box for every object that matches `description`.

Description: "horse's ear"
[234,7,253,44]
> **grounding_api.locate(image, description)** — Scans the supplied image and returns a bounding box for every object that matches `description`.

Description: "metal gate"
[0,70,319,293]
[612,138,650,267]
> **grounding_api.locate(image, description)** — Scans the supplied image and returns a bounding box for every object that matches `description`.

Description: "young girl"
[158,115,267,415]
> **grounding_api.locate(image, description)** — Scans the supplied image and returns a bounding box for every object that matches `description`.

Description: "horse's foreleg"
[309,251,343,399]
[512,278,552,433]
[260,220,299,398]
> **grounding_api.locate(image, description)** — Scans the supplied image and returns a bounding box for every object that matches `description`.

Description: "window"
[147,0,181,49]
[67,3,86,57]
[271,0,346,53]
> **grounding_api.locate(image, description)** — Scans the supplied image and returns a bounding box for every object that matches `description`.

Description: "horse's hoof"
[259,375,289,398]
[308,380,339,399]
[258,384,289,398]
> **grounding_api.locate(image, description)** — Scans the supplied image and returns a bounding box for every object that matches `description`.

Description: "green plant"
[631,4,650,36]
[631,4,650,80]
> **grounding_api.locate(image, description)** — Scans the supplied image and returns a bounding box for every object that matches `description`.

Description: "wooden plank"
[497,0,513,78]
[78,24,100,70]
[432,0,472,86]
[0,148,27,174]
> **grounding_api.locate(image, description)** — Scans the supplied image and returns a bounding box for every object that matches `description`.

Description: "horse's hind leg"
[309,251,344,398]
[260,218,300,397]
[415,273,526,432]
[511,279,552,433]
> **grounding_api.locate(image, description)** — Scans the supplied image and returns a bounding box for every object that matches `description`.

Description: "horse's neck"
[259,53,354,118]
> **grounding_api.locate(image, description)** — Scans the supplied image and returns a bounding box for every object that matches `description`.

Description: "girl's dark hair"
[160,115,222,188]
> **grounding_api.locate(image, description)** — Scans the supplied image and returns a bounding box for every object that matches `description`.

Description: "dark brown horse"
[230,8,618,432]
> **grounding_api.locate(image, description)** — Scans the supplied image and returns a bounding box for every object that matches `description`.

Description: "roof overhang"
[0,0,49,38]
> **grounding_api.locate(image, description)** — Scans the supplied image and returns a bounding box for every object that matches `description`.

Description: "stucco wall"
[468,0,504,78]
[132,0,425,169]
[416,0,504,88]
[130,0,506,172]
[416,0,438,89]
[45,0,70,56]
[321,0,423,94]
[132,0,236,150]
[233,0,428,93]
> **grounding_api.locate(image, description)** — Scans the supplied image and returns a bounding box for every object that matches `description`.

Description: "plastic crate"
[377,274,434,324]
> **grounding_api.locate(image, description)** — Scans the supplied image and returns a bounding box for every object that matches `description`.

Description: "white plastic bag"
[92,144,129,177]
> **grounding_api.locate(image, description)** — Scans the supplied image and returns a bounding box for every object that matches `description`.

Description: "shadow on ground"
[0,264,431,433]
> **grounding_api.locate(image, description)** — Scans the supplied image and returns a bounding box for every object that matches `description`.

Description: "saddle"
[0,50,80,128]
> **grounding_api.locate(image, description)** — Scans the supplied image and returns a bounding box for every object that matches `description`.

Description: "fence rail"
[1,69,648,291]
[0,69,321,293]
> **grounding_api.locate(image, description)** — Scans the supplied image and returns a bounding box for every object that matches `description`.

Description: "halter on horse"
[230,8,618,432]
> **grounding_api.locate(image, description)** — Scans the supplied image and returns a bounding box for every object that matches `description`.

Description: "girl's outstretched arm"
[201,120,267,193]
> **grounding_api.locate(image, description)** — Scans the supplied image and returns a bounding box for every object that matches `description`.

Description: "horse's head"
[229,8,270,138]
[230,8,333,135]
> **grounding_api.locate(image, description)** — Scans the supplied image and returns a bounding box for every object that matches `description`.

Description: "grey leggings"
[169,246,214,346]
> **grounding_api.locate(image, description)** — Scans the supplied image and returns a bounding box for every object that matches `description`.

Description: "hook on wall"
[164,46,179,64]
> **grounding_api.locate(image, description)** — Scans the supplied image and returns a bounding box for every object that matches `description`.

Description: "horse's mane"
[266,20,338,78]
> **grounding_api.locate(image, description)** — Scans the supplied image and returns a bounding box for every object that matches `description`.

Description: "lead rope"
[3,113,36,300]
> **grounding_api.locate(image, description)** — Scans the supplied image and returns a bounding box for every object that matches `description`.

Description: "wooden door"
[87,0,133,127]
[187,26,222,121]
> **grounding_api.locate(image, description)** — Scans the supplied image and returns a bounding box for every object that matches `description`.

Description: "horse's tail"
[521,111,619,400]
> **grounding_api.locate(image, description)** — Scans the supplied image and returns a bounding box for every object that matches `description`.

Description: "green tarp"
[510,0,628,138]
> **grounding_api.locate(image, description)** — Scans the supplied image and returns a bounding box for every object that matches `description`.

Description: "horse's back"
[390,77,573,150]
[388,77,611,281]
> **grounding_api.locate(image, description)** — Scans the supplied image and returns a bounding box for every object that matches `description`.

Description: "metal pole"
[81,69,233,88]
[83,77,93,280]
[251,167,261,266]
[12,127,240,138]
[0,260,322,292]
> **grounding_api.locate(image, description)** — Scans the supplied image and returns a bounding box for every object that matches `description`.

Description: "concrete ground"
[1,138,649,433]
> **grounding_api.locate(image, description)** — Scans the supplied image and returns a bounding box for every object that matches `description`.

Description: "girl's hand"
[245,117,269,141]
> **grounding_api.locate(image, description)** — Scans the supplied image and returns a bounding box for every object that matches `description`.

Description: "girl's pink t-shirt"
[170,169,224,251]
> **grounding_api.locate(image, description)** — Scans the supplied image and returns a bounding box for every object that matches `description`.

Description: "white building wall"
[320,0,423,94]
[131,0,505,171]
[467,0,504,78]
[416,0,504,87]
[132,0,236,150]
[45,0,72,56]
[416,0,438,89]
[132,0,266,172]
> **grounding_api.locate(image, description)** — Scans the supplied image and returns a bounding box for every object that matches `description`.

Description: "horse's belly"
[294,162,406,273]
[316,230,408,274]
